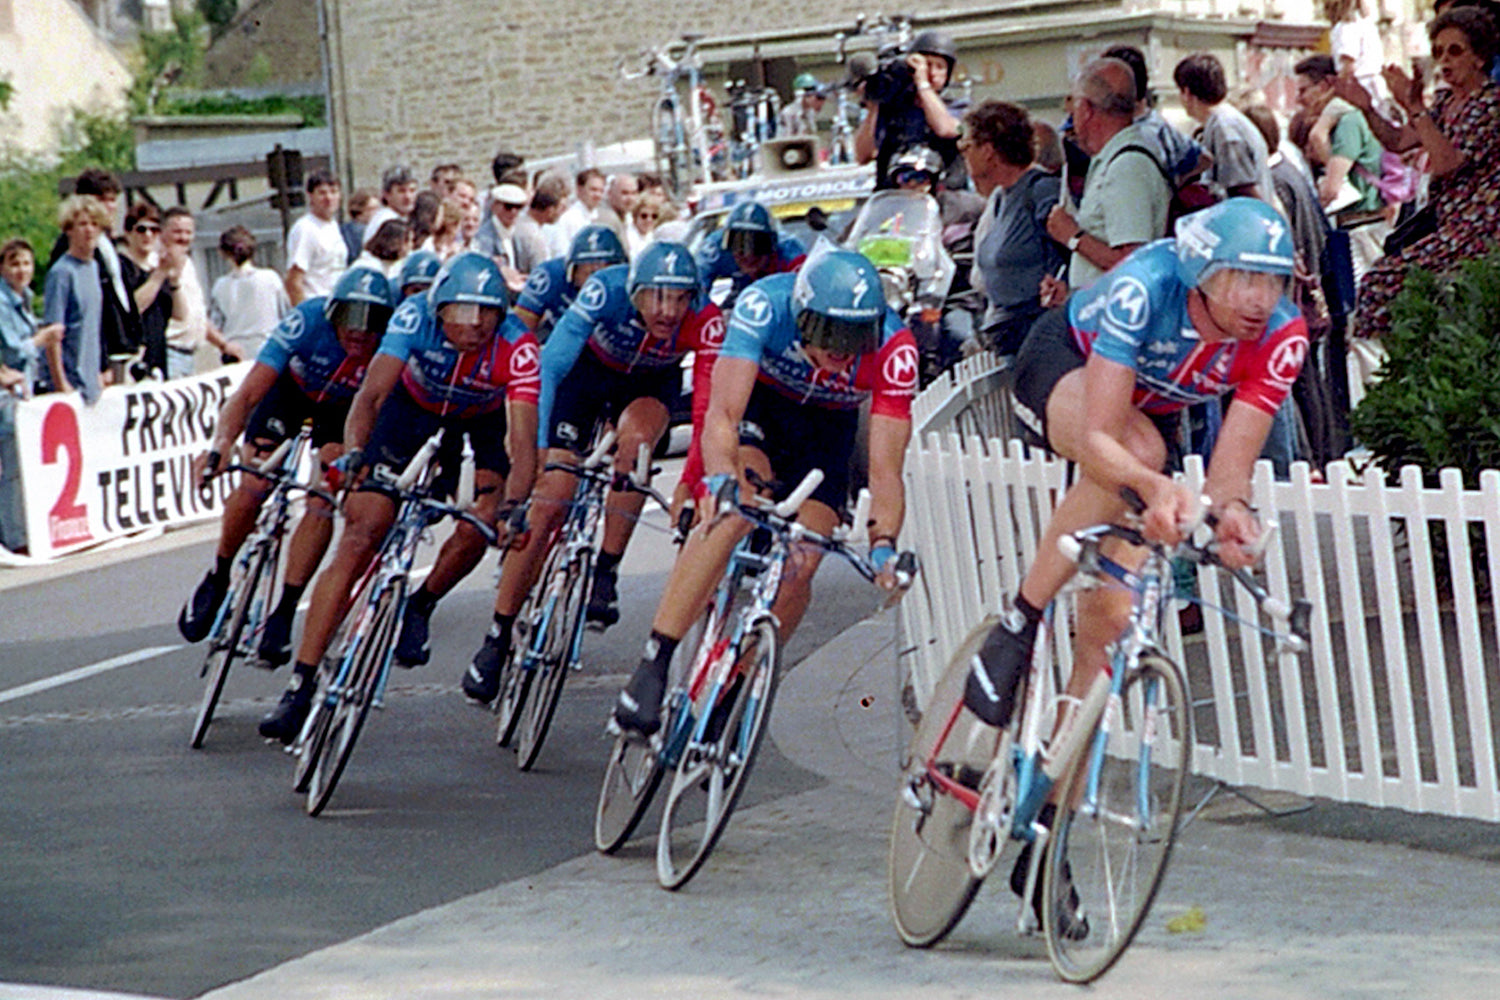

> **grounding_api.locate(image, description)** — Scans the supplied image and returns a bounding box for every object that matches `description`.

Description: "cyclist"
[461,241,724,704]
[694,201,805,311]
[395,249,442,301]
[512,225,627,342]
[177,266,396,666]
[258,252,541,742]
[612,245,918,737]
[962,197,1307,922]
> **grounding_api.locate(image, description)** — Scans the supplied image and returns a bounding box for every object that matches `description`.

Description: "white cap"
[490,184,528,208]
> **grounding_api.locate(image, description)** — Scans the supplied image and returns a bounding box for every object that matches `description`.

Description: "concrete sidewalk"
[187,615,1500,1000]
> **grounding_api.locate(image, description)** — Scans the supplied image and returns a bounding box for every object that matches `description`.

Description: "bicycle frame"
[517,466,609,676]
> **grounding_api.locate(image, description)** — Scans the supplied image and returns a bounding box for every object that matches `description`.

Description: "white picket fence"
[897,356,1500,822]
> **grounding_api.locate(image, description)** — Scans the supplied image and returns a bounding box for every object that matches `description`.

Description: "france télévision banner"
[13,364,249,560]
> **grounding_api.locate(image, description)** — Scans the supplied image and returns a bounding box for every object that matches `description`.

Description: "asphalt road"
[0,501,880,999]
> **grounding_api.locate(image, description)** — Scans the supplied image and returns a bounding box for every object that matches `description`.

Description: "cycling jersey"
[695,229,806,308]
[254,298,368,404]
[537,263,723,440]
[718,273,918,420]
[512,258,574,342]
[377,294,541,419]
[1067,240,1308,416]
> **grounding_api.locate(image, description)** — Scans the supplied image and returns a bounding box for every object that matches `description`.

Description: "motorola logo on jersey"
[1267,334,1308,388]
[578,278,608,312]
[700,315,726,347]
[883,343,920,391]
[1105,276,1151,332]
[736,288,773,327]
[509,341,540,378]
[278,308,306,343]
[527,269,550,296]
[556,421,579,444]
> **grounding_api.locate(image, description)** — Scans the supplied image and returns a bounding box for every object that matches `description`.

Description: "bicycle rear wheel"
[516,552,591,771]
[494,600,537,748]
[888,621,998,947]
[656,617,779,890]
[190,540,274,749]
[306,581,404,817]
[1043,653,1191,982]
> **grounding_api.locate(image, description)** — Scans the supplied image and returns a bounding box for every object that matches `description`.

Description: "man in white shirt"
[284,169,348,304]
[556,168,607,245]
[161,208,241,378]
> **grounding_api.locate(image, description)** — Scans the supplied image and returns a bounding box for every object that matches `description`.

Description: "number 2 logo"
[41,402,93,548]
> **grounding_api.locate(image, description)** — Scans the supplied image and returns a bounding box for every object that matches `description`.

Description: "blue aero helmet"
[325,265,396,332]
[628,240,699,303]
[566,225,628,286]
[1174,197,1295,289]
[724,200,777,258]
[396,249,442,299]
[792,248,884,356]
[430,251,508,331]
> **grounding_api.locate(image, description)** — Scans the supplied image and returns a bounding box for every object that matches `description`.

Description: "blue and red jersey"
[1067,241,1309,416]
[255,298,367,403]
[377,295,541,418]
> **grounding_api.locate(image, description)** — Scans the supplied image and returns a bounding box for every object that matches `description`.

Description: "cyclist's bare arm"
[503,399,539,505]
[200,361,281,478]
[1202,398,1273,568]
[701,356,758,483]
[342,354,403,455]
[867,412,910,543]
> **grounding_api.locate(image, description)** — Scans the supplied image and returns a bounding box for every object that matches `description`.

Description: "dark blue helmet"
[396,250,442,298]
[431,251,508,312]
[325,265,396,332]
[627,241,699,297]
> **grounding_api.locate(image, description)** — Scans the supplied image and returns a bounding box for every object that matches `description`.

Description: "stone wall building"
[0,0,132,155]
[323,0,1430,191]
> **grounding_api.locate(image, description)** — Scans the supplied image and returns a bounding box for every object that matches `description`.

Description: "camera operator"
[853,30,965,190]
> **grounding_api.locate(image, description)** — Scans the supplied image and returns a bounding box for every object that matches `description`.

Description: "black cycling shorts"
[360,384,510,501]
[243,371,351,452]
[546,348,681,452]
[737,382,858,512]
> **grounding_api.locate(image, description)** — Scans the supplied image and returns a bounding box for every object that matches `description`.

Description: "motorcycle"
[844,189,956,385]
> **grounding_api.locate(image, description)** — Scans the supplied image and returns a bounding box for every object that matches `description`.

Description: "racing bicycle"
[619,34,713,197]
[594,469,917,890]
[888,493,1311,981]
[494,431,672,771]
[190,426,329,749]
[291,429,499,816]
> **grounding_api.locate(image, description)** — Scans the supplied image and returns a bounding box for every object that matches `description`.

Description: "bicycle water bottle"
[456,433,476,509]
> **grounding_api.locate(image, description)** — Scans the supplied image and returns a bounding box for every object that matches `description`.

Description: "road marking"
[0,645,183,706]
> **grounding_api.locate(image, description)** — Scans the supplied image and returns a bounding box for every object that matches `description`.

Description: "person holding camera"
[853,30,965,190]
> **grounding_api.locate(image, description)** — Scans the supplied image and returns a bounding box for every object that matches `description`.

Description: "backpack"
[1108,144,1222,237]
[1353,150,1419,207]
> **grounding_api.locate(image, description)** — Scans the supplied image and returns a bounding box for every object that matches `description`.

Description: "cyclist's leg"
[612,444,763,735]
[178,432,275,642]
[590,393,670,626]
[398,409,510,666]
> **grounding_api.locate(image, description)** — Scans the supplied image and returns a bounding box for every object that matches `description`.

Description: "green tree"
[131,9,209,114]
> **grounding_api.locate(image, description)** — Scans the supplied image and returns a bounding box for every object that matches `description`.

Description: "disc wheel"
[305,582,403,817]
[190,542,272,749]
[888,621,1001,946]
[656,617,779,890]
[1043,654,1191,983]
[515,551,590,771]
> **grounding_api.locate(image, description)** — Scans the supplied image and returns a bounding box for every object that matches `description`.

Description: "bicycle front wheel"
[306,582,404,817]
[888,621,997,947]
[656,617,779,890]
[1043,653,1191,983]
[190,541,273,749]
[516,551,591,771]
[494,603,537,748]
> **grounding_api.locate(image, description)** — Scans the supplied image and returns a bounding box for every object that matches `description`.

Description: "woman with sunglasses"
[1334,4,1500,341]
[117,202,175,379]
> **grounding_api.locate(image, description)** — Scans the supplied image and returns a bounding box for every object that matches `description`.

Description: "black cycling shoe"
[258,680,313,745]
[585,569,620,630]
[255,610,295,670]
[462,632,507,704]
[963,610,1039,727]
[1010,818,1090,941]
[612,659,667,738]
[178,570,227,643]
[394,602,432,667]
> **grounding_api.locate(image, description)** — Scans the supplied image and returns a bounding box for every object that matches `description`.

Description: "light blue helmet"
[430,251,508,313]
[325,265,396,331]
[567,225,628,283]
[725,200,778,258]
[1174,197,1296,288]
[791,248,884,355]
[627,241,699,297]
[396,250,442,298]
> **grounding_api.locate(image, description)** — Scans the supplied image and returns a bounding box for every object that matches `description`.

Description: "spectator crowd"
[2,0,1496,557]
